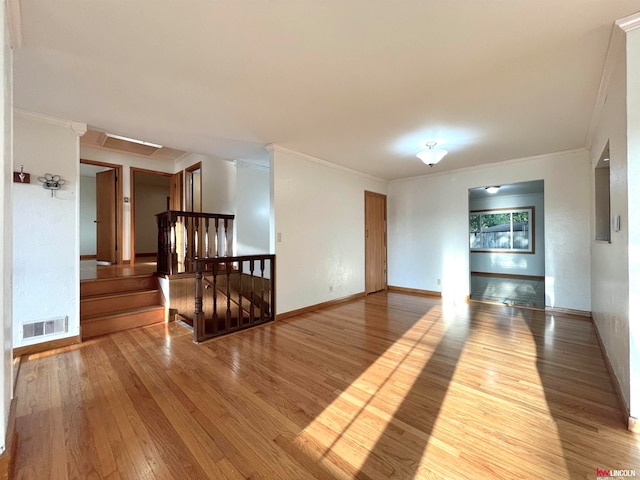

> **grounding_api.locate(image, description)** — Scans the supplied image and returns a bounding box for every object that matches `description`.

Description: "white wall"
[271,146,387,313]
[79,175,97,255]
[13,113,84,349]
[469,191,545,276]
[236,161,270,255]
[0,3,12,453]
[626,27,640,420]
[134,182,169,254]
[176,153,236,214]
[590,37,630,411]
[388,150,591,311]
[80,146,175,261]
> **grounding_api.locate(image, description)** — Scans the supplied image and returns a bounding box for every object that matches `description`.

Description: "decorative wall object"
[38,173,66,197]
[13,165,30,183]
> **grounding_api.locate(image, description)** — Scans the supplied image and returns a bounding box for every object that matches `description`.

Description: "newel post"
[193,262,206,343]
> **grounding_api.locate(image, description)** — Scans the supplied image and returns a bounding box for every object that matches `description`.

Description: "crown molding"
[6,0,23,49]
[71,122,87,136]
[389,147,587,184]
[585,24,625,150]
[616,11,640,32]
[266,143,386,183]
[14,109,87,136]
[235,159,269,172]
[586,13,640,150]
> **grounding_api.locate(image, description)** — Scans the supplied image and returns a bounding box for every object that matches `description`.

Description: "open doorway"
[468,180,545,309]
[79,159,124,264]
[185,162,202,212]
[130,168,172,263]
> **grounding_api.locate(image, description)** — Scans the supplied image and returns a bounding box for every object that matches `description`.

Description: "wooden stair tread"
[81,305,165,323]
[81,305,165,340]
[80,273,156,283]
[81,274,159,298]
[81,288,161,302]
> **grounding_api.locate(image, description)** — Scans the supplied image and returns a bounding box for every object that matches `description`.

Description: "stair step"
[81,305,165,340]
[81,275,158,298]
[81,289,162,318]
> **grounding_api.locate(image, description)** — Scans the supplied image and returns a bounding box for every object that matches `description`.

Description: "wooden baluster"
[194,218,199,258]
[193,264,205,343]
[260,258,265,323]
[225,262,232,330]
[204,217,210,257]
[223,219,229,257]
[249,260,255,325]
[182,216,188,273]
[214,219,219,257]
[238,260,243,327]
[170,220,178,275]
[212,261,218,334]
[156,215,164,273]
[269,255,276,320]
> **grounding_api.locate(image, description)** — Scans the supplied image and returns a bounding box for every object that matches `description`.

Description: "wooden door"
[169,171,183,210]
[96,169,117,263]
[365,191,387,294]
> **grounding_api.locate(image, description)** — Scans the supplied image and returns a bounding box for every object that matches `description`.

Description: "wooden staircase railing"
[192,255,275,343]
[156,210,234,275]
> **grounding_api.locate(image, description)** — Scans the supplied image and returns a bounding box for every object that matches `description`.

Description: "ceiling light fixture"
[485,186,500,194]
[106,133,163,149]
[416,141,447,167]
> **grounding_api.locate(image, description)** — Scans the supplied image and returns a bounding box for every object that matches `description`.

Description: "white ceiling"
[13,1,640,180]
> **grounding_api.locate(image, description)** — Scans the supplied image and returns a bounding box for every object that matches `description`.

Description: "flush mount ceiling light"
[485,186,500,194]
[416,141,447,167]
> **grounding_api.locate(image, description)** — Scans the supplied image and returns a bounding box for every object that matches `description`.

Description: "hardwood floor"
[13,292,640,479]
[80,259,157,281]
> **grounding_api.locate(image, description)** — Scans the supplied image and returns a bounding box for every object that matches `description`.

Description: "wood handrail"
[156,210,235,221]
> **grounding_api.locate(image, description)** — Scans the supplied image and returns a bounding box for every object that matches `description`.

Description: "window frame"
[469,206,535,254]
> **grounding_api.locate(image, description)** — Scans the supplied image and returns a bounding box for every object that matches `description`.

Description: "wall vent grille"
[22,316,68,340]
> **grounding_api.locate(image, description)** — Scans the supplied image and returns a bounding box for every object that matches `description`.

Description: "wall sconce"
[38,173,66,197]
[13,165,30,183]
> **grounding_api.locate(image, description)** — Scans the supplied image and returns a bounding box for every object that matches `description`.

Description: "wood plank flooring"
[13,292,640,479]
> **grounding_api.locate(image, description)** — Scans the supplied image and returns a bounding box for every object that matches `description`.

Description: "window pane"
[469,214,480,233]
[512,211,529,249]
[469,207,533,253]
[469,213,481,248]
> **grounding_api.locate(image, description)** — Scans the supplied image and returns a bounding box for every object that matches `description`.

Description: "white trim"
[585,24,625,150]
[14,109,87,136]
[616,11,640,32]
[6,0,23,49]
[71,122,87,136]
[235,159,269,172]
[173,152,190,164]
[265,143,386,183]
[390,147,588,184]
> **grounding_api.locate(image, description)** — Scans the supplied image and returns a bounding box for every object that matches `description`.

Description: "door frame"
[130,167,173,262]
[80,159,124,265]
[365,190,387,294]
[185,161,202,212]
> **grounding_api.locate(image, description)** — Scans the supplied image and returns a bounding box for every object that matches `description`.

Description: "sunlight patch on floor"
[419,310,569,477]
[301,312,444,471]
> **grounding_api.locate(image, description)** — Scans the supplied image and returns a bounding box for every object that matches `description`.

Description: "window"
[470,207,534,253]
